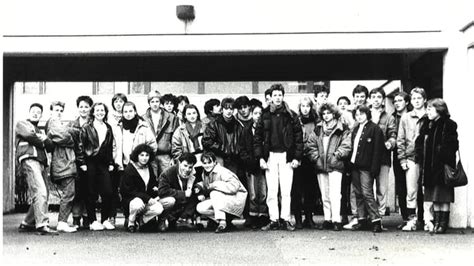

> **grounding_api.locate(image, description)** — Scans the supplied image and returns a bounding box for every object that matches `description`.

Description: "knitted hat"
[147,90,161,103]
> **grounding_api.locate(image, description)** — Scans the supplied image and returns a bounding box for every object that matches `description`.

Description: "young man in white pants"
[254,84,303,231]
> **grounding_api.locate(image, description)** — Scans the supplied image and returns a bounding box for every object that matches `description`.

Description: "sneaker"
[109,217,116,226]
[402,219,417,231]
[36,226,59,235]
[397,221,408,230]
[102,220,115,230]
[424,221,435,233]
[215,221,228,233]
[261,220,280,231]
[57,221,77,233]
[127,224,137,233]
[281,221,295,231]
[157,219,167,232]
[18,223,36,232]
[89,221,105,231]
[343,217,358,230]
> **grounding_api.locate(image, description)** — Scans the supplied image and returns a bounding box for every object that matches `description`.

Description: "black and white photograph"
[1,0,474,265]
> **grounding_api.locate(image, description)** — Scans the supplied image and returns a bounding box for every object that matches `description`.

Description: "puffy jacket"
[374,110,397,166]
[47,119,79,180]
[239,123,261,174]
[306,120,351,173]
[113,119,158,170]
[397,110,425,165]
[143,108,179,155]
[202,115,245,159]
[254,102,304,162]
[350,121,385,176]
[15,120,54,166]
[171,123,204,162]
[77,121,114,166]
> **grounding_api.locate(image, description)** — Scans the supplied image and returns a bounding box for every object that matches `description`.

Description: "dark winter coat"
[157,165,201,205]
[306,120,352,173]
[120,163,159,214]
[415,117,458,187]
[254,102,304,162]
[350,121,385,176]
[374,110,397,166]
[202,115,245,159]
[239,123,261,174]
[77,121,114,166]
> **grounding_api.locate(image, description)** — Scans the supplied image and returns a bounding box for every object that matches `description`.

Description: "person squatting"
[15,84,459,235]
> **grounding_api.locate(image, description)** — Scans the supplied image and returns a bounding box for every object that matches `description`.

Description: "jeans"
[56,176,75,223]
[265,152,293,222]
[72,167,88,219]
[405,160,419,210]
[352,169,381,222]
[21,159,49,229]
[247,171,268,217]
[85,159,113,223]
[375,165,390,216]
[317,172,343,223]
[129,197,164,224]
[393,152,408,220]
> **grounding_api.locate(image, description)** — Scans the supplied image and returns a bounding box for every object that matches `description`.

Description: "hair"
[369,87,386,99]
[122,101,138,119]
[427,98,450,118]
[29,103,43,112]
[352,85,369,98]
[182,104,201,122]
[204,98,220,116]
[264,88,273,98]
[160,93,176,106]
[393,91,410,103]
[50,101,65,111]
[250,98,263,111]
[234,96,251,109]
[337,96,351,106]
[147,90,161,104]
[201,151,217,164]
[111,93,128,111]
[314,84,330,97]
[130,143,155,166]
[352,104,372,120]
[410,87,427,100]
[76,95,93,108]
[177,96,190,112]
[90,102,109,122]
[178,152,197,165]
[270,83,285,96]
[298,96,314,115]
[318,103,341,120]
[221,97,235,109]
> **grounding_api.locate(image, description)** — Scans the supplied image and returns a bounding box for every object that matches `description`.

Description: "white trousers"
[129,197,164,224]
[405,160,420,209]
[196,196,226,221]
[375,165,390,216]
[317,172,343,223]
[265,152,293,222]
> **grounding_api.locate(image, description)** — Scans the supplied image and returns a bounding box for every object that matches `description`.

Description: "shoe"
[102,220,115,230]
[397,221,408,230]
[109,217,116,226]
[206,220,218,231]
[124,218,129,229]
[402,218,417,231]
[281,221,295,231]
[343,217,358,230]
[351,219,369,231]
[37,226,59,235]
[157,219,167,232]
[424,221,435,233]
[302,216,316,229]
[57,221,77,233]
[257,216,270,228]
[73,217,81,228]
[82,216,90,229]
[433,211,441,232]
[294,214,303,230]
[341,215,349,225]
[127,224,137,233]
[333,222,343,231]
[89,221,105,231]
[18,223,36,232]
[435,211,449,234]
[372,220,383,233]
[318,220,333,230]
[261,220,280,231]
[416,220,425,231]
[215,221,227,233]
[226,221,237,231]
[243,218,253,228]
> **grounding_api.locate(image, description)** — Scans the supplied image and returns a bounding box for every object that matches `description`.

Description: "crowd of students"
[15,83,459,235]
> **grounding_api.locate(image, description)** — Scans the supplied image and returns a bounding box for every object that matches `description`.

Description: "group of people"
[15,83,459,235]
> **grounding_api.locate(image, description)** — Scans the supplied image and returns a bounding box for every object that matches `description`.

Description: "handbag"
[444,151,468,187]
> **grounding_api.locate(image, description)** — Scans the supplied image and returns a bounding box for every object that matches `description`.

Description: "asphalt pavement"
[2,212,474,265]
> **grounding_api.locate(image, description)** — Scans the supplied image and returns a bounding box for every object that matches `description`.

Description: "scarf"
[269,102,285,114]
[122,116,139,133]
[300,111,316,125]
[185,121,203,151]
[322,119,338,136]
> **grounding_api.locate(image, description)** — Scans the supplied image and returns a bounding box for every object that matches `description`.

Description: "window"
[93,82,115,95]
[128,82,151,94]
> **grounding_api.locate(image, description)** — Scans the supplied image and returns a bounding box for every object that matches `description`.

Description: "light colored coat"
[171,123,204,165]
[397,109,425,165]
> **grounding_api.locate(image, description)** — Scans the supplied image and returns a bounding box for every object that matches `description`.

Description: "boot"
[73,217,81,228]
[435,211,449,234]
[433,211,441,232]
[294,213,303,230]
[302,212,316,229]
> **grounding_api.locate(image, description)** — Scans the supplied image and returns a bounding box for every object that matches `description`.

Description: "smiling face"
[163,101,175,113]
[185,107,198,123]
[178,160,195,178]
[149,97,161,112]
[202,158,217,173]
[122,104,136,121]
[355,110,368,124]
[51,105,64,120]
[370,92,384,109]
[354,92,367,107]
[29,106,43,122]
[113,98,125,113]
[393,95,407,113]
[322,110,335,123]
[78,100,91,119]
[337,99,349,111]
[137,151,150,167]
[93,104,106,122]
[411,92,426,110]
